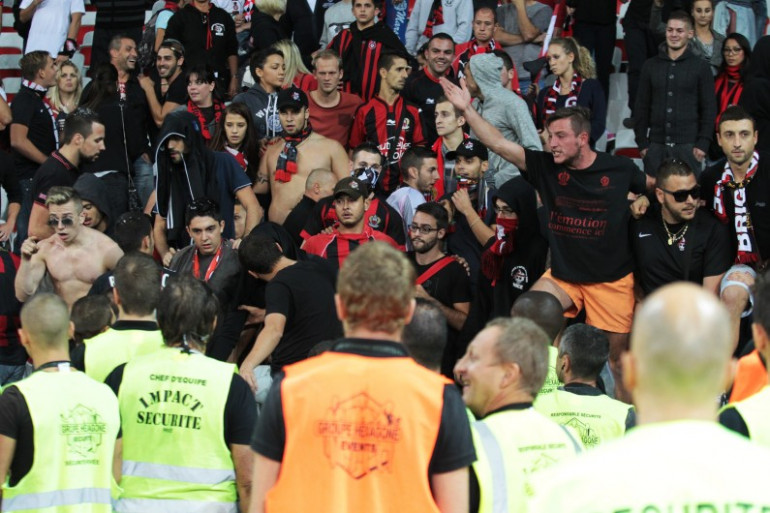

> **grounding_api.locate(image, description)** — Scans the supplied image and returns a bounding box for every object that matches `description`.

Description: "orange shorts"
[541,270,635,334]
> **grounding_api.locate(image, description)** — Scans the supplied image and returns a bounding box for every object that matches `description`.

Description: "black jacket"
[250,11,289,53]
[279,0,338,60]
[634,43,716,152]
[739,36,770,152]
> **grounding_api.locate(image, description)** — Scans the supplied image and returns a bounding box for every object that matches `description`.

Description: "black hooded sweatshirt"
[739,36,770,152]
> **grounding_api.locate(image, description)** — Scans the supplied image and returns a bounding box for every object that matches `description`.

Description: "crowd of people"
[0,0,769,511]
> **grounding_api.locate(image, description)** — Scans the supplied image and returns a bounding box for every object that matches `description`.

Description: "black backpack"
[137,8,172,72]
[12,0,31,40]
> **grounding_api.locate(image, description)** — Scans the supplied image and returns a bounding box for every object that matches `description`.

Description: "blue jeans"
[133,155,155,209]
[13,178,33,254]
[0,363,25,386]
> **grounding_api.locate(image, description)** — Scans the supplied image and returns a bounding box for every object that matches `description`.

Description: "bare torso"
[263,132,350,224]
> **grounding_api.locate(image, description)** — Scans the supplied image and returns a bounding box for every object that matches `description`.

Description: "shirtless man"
[255,87,349,224]
[15,186,123,309]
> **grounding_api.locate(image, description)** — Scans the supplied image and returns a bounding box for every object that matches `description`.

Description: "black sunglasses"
[659,185,701,202]
[47,217,75,227]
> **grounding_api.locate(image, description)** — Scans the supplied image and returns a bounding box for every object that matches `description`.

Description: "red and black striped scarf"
[422,0,444,39]
[188,99,224,142]
[275,123,313,183]
[714,151,761,265]
[715,65,744,128]
[225,145,248,171]
[544,73,582,119]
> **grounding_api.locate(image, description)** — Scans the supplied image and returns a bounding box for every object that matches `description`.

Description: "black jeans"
[622,17,657,116]
[573,20,616,101]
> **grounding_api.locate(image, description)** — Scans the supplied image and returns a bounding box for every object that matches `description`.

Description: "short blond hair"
[45,186,82,213]
[256,0,286,17]
[338,242,415,334]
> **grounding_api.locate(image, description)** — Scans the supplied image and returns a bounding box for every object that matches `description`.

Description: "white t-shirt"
[21,0,86,57]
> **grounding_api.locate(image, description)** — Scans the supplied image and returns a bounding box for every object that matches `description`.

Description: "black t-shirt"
[282,195,317,247]
[700,153,770,265]
[631,205,732,295]
[105,360,256,446]
[411,253,472,310]
[31,151,78,206]
[10,87,57,180]
[523,149,647,283]
[152,69,189,106]
[0,150,21,208]
[718,407,750,438]
[252,338,476,475]
[401,69,457,146]
[265,259,342,373]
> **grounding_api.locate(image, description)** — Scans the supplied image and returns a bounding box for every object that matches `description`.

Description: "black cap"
[447,138,489,161]
[334,177,369,200]
[277,87,308,111]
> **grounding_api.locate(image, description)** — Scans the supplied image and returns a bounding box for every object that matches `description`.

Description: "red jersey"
[303,225,404,270]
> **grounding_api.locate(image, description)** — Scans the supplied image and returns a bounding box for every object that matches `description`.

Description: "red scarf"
[422,0,444,39]
[225,145,248,171]
[275,124,313,183]
[431,133,469,199]
[714,152,761,265]
[188,99,224,141]
[192,245,223,282]
[481,217,518,283]
[544,73,582,120]
[715,65,744,128]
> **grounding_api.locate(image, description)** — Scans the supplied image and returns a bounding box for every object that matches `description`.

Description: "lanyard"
[192,245,222,282]
[34,360,71,372]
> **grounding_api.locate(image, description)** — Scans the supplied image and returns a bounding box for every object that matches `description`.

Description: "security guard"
[106,274,256,513]
[454,317,583,512]
[72,253,164,382]
[721,273,770,445]
[531,283,770,512]
[0,293,120,512]
[534,324,635,448]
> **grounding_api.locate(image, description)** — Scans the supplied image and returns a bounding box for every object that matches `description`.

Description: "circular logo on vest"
[511,265,528,290]
[368,214,382,229]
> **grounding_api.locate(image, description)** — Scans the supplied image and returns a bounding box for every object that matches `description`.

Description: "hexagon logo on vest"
[60,404,107,463]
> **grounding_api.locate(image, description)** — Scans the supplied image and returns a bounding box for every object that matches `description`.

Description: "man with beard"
[632,159,731,297]
[387,146,439,250]
[328,0,410,101]
[307,51,362,148]
[15,187,123,309]
[303,177,402,270]
[408,201,471,377]
[402,33,458,145]
[74,173,113,235]
[349,52,425,197]
[700,105,770,350]
[255,87,349,225]
[443,74,647,401]
[28,109,106,240]
[139,38,188,128]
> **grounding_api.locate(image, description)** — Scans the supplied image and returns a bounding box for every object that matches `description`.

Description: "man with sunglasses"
[407,201,471,377]
[632,159,731,297]
[15,186,123,309]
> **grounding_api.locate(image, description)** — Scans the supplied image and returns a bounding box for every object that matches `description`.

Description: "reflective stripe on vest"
[3,487,111,512]
[114,497,238,513]
[122,460,236,485]
[472,421,508,513]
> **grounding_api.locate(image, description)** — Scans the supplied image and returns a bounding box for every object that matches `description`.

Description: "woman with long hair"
[184,65,225,142]
[210,102,260,182]
[709,33,752,160]
[47,60,83,136]
[691,0,724,75]
[272,39,315,91]
[536,37,606,146]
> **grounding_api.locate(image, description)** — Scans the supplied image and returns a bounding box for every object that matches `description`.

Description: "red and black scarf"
[225,145,248,171]
[544,73,582,119]
[481,218,518,284]
[188,99,224,142]
[715,65,744,128]
[714,151,761,265]
[431,133,469,199]
[275,123,313,183]
[422,0,445,39]
[23,79,59,148]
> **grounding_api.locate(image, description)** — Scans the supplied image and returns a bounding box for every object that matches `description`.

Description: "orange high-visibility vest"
[265,350,450,513]
[729,350,769,403]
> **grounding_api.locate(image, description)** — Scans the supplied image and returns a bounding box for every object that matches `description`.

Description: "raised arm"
[439,77,528,171]
[14,237,47,302]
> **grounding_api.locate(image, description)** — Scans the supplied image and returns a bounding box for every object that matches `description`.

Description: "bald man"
[511,291,566,397]
[282,168,337,247]
[0,294,121,511]
[530,283,770,511]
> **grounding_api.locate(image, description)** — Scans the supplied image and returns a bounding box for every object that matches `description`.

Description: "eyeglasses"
[659,185,701,202]
[47,216,75,227]
[409,224,440,234]
[723,46,744,54]
[493,205,515,215]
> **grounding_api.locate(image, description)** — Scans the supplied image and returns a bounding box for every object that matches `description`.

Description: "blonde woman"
[46,60,83,136]
[252,0,288,52]
[272,39,316,91]
[535,37,606,146]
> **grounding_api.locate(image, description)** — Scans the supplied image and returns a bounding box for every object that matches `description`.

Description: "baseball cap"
[334,177,369,200]
[277,87,308,111]
[447,138,489,161]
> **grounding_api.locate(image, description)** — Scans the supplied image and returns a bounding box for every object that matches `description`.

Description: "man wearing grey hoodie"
[464,53,541,188]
